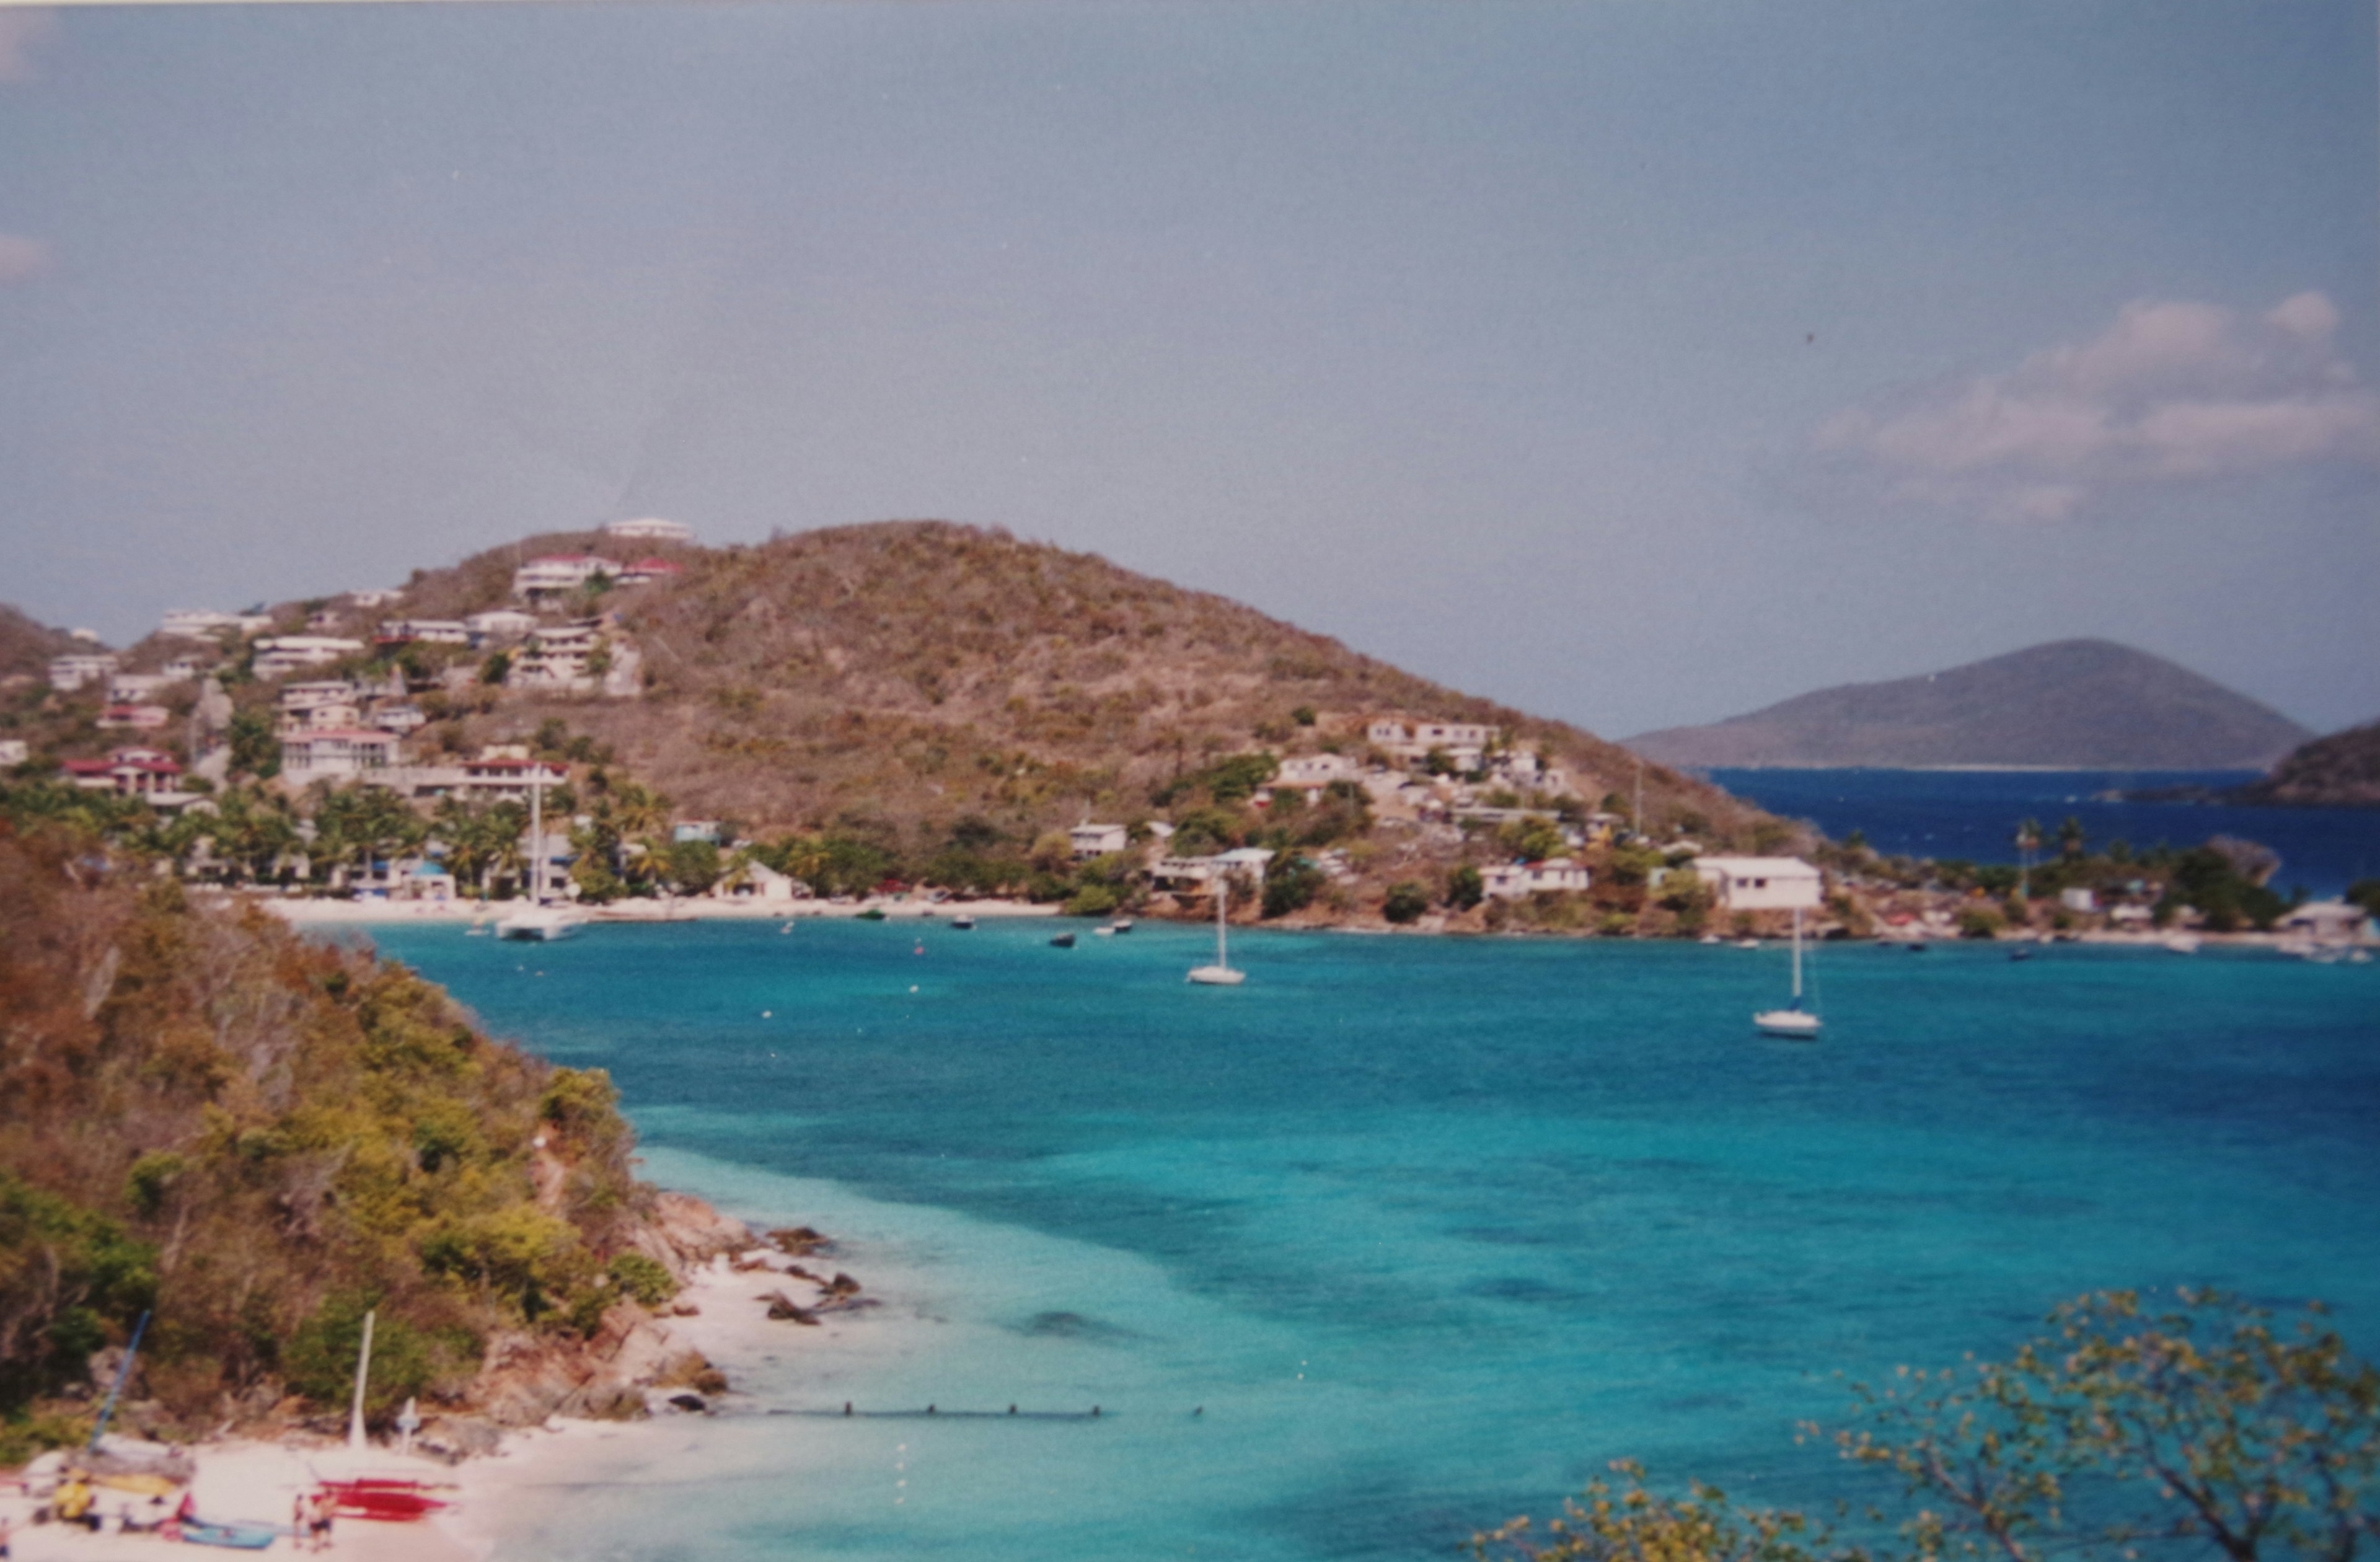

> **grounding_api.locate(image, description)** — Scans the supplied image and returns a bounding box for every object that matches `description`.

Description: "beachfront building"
[48,652,120,692]
[280,728,400,779]
[2280,900,2374,943]
[1483,857,1591,899]
[511,554,622,600]
[715,860,805,903]
[253,637,364,678]
[1693,856,1823,911]
[604,517,694,543]
[1070,823,1129,858]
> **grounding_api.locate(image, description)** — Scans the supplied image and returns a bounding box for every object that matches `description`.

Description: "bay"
[362,914,2380,1562]
[1708,767,2380,898]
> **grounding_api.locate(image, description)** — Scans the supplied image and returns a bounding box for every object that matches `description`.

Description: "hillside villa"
[604,517,695,542]
[253,636,366,677]
[1070,823,1129,858]
[511,554,622,600]
[47,651,118,691]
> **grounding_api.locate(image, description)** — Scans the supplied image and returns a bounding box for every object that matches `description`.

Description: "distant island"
[1624,639,2311,770]
[2133,719,2380,809]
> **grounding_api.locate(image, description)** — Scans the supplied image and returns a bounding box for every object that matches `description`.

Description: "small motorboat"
[1109,919,1134,933]
[951,915,976,930]
[1093,925,1116,937]
[2009,946,2033,961]
[1050,932,1076,948]
[857,907,888,922]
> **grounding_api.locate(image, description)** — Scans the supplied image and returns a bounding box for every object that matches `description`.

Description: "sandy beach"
[1,1243,878,1562]
[251,893,1060,927]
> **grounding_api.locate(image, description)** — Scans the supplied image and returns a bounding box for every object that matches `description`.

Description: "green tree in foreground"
[1478,1291,2379,1562]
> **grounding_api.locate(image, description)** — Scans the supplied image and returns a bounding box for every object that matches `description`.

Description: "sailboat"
[1753,906,1820,1038]
[496,770,583,942]
[1187,881,1245,986]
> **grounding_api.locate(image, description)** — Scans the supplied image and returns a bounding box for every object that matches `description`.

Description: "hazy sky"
[1,1,2374,736]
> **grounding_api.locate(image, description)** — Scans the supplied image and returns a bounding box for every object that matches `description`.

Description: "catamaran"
[1753,906,1819,1038]
[1187,881,1245,986]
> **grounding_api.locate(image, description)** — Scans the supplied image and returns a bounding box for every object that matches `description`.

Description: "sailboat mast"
[1790,906,1804,1000]
[528,773,543,906]
[1217,881,1229,968]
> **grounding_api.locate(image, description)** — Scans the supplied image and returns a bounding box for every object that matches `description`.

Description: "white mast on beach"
[346,1308,376,1452]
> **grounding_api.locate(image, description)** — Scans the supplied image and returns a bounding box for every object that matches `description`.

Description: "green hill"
[1625,640,2311,770]
[0,818,735,1457]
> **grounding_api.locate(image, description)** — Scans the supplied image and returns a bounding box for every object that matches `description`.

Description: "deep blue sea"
[361,914,2380,1562]
[1707,768,2380,898]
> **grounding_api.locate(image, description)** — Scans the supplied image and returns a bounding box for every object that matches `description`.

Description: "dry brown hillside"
[399,521,1767,852]
[0,603,85,681]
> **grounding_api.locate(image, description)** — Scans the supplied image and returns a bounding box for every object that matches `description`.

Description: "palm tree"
[2014,818,2042,899]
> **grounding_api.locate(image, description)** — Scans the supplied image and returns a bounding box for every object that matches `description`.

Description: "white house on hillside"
[1152,846,1273,890]
[281,728,400,779]
[48,653,119,692]
[511,555,622,599]
[465,609,539,644]
[1693,856,1823,911]
[604,518,694,543]
[1070,823,1129,858]
[253,637,364,678]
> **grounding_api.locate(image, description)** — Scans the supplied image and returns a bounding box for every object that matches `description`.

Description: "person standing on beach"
[311,1489,336,1550]
[293,1493,310,1551]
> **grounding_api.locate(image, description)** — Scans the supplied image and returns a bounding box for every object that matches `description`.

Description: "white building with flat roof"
[604,517,694,542]
[253,637,364,678]
[48,653,119,692]
[1483,857,1590,899]
[465,609,539,644]
[511,554,622,599]
[1693,856,1823,911]
[280,728,400,779]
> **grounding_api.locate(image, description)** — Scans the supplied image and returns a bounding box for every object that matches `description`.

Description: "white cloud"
[0,9,56,84]
[0,233,48,283]
[1815,293,2380,522]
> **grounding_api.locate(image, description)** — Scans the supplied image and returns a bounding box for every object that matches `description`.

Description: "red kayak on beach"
[317,1479,449,1520]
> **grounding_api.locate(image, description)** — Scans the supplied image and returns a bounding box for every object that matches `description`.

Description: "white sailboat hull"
[1753,1007,1820,1038]
[1186,964,1245,986]
[496,906,582,941]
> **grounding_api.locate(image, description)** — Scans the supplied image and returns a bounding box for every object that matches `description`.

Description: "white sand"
[254,895,1057,927]
[0,1253,875,1561]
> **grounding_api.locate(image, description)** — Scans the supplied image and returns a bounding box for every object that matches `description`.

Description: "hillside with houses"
[0,519,1834,935]
[12,518,2343,943]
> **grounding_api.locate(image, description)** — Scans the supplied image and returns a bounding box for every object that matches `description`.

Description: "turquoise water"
[363,919,2380,1561]
[1708,767,2380,898]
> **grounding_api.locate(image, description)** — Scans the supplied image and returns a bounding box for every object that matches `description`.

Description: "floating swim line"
[768,1403,1109,1421]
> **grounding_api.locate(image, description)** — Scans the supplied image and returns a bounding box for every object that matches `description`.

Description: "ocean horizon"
[359,914,2380,1561]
